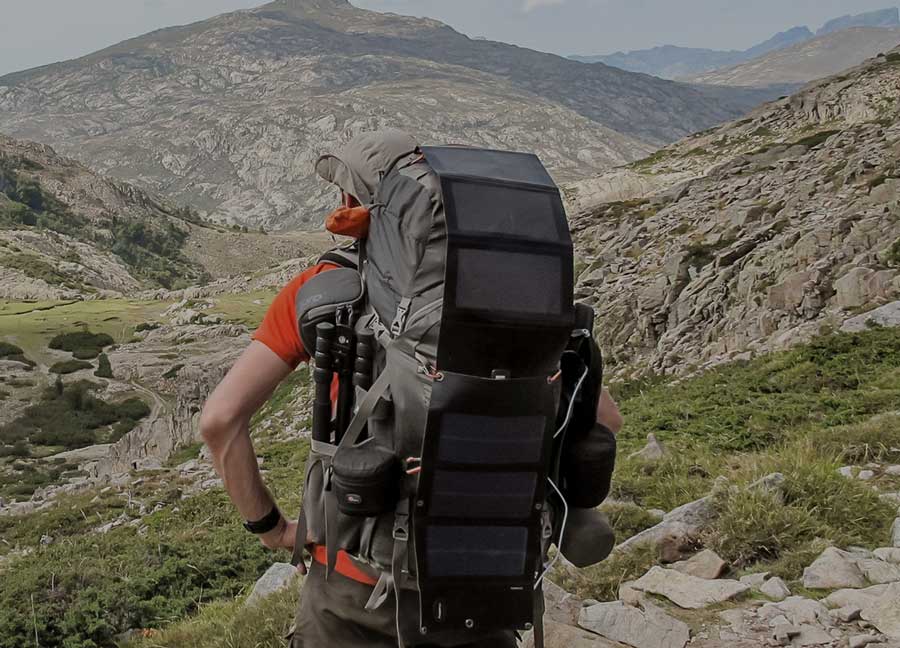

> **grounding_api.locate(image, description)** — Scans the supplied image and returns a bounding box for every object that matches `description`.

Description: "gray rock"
[803,547,868,589]
[885,466,900,477]
[245,563,300,606]
[839,466,857,479]
[892,519,900,548]
[542,580,584,626]
[849,635,884,648]
[522,619,626,648]
[671,549,728,580]
[825,585,891,611]
[772,624,801,646]
[631,566,749,609]
[740,572,771,589]
[861,582,900,639]
[874,548,900,564]
[761,577,792,601]
[841,301,900,333]
[578,601,690,648]
[793,624,835,647]
[628,434,667,462]
[858,470,876,482]
[832,606,863,623]
[760,597,834,628]
[857,558,900,585]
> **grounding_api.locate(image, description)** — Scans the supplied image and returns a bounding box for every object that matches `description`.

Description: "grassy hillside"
[1,326,898,647]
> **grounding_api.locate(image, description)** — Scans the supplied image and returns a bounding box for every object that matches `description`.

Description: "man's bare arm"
[199,341,297,551]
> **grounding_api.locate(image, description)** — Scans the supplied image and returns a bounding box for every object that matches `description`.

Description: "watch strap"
[243,506,282,535]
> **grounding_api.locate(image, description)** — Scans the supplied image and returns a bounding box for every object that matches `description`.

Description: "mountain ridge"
[572,7,900,81]
[0,0,775,230]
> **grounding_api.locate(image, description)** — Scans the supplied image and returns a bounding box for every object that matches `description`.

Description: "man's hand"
[260,517,310,574]
[259,516,297,551]
[596,388,623,435]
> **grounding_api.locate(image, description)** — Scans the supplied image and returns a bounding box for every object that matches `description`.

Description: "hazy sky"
[0,0,895,77]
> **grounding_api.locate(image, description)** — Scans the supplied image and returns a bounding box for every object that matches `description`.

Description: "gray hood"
[315,129,419,205]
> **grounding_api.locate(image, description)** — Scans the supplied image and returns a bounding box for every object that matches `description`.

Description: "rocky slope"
[0,134,328,299]
[0,0,776,230]
[689,27,900,88]
[570,46,900,377]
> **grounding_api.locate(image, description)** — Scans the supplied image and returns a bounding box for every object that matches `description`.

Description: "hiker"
[200,130,622,647]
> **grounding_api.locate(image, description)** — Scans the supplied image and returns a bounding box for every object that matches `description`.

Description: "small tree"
[94,353,113,379]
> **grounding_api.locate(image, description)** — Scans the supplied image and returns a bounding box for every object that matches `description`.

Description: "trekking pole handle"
[353,330,375,391]
[312,323,336,443]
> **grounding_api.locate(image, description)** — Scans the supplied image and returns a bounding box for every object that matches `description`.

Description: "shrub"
[0,491,277,648]
[2,253,75,287]
[162,364,184,379]
[0,341,34,368]
[49,331,114,356]
[94,353,113,379]
[49,359,93,375]
[0,380,151,452]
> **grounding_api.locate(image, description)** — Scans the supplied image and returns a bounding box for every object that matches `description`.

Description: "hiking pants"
[289,561,519,648]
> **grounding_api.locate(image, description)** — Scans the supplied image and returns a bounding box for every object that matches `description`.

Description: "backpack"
[291,133,612,647]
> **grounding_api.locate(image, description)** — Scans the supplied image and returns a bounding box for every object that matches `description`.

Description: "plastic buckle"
[390,298,411,337]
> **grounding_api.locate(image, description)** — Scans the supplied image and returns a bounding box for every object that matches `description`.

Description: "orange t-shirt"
[253,262,339,368]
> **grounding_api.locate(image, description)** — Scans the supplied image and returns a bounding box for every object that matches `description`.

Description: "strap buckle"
[390,297,412,337]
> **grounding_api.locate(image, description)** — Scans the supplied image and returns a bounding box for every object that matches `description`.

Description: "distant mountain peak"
[817,7,900,35]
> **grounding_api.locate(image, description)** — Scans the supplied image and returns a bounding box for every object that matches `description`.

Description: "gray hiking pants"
[289,561,519,648]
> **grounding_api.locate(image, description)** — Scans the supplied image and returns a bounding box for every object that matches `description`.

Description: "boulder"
[825,585,891,611]
[521,620,626,648]
[245,563,300,606]
[631,566,749,609]
[739,572,770,589]
[886,465,900,477]
[761,577,792,602]
[842,301,900,332]
[861,582,900,639]
[831,606,862,623]
[628,434,666,462]
[802,547,867,589]
[874,548,900,564]
[857,558,900,585]
[759,597,833,628]
[578,601,690,648]
[848,635,884,648]
[858,470,876,481]
[670,549,727,580]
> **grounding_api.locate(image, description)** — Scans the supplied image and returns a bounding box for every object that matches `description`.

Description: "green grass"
[0,299,172,365]
[0,340,34,368]
[166,443,204,468]
[0,490,286,648]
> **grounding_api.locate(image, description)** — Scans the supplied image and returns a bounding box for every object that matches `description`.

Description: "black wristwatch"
[243,506,283,535]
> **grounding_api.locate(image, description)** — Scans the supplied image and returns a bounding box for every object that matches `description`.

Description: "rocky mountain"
[689,27,900,88]
[571,26,814,80]
[568,46,900,377]
[573,8,900,82]
[818,7,900,35]
[0,0,777,231]
[0,134,328,300]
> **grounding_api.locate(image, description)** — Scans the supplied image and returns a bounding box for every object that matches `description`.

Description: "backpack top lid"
[315,129,419,205]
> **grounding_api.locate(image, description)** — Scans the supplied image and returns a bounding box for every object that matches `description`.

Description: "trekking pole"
[312,322,335,444]
[353,330,375,391]
[333,308,357,444]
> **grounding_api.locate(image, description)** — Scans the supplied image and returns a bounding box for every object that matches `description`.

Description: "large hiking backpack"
[292,132,612,647]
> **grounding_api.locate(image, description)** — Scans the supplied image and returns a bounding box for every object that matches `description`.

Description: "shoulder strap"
[319,243,360,270]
